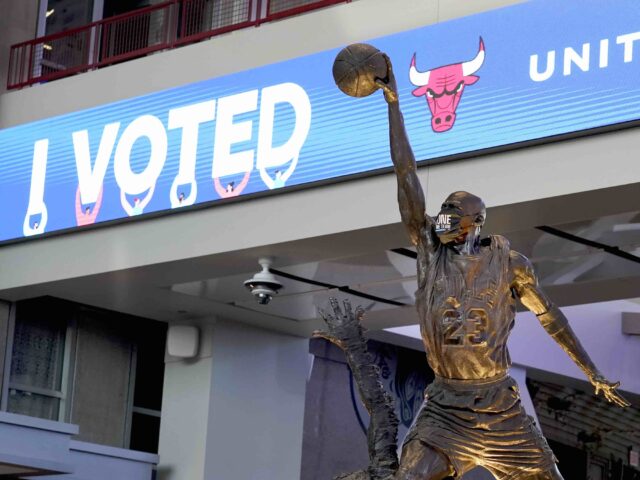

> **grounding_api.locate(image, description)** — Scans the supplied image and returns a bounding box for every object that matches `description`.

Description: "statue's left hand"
[590,374,631,407]
[375,54,398,104]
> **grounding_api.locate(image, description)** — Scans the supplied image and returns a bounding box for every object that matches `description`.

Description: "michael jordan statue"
[369,54,630,480]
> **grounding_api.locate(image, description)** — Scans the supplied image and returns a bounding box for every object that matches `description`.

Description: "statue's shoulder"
[508,249,536,286]
[486,234,511,252]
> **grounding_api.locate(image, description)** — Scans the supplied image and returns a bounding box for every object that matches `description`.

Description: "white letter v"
[73,122,120,204]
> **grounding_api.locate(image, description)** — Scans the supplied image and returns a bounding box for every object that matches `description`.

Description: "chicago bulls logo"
[410,38,485,133]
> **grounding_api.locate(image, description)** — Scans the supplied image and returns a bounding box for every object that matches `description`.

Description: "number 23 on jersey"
[442,308,489,346]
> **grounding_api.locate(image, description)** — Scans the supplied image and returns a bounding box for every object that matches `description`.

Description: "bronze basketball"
[332,43,388,98]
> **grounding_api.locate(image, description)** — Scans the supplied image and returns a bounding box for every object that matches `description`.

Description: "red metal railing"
[264,0,348,21]
[99,1,180,67]
[177,0,255,45]
[7,0,350,90]
[7,1,180,89]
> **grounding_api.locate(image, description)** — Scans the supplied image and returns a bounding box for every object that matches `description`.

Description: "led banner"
[1,0,639,243]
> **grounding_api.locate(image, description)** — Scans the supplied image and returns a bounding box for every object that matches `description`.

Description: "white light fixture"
[167,325,200,358]
[622,312,640,335]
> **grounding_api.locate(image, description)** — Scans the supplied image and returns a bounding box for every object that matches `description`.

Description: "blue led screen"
[1,0,640,243]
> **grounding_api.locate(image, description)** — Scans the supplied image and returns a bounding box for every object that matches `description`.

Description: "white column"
[157,322,216,480]
[157,319,309,480]
[204,320,309,479]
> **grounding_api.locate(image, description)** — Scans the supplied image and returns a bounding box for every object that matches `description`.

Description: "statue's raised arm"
[375,57,435,252]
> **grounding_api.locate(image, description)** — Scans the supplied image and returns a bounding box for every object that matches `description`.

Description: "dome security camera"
[244,258,283,305]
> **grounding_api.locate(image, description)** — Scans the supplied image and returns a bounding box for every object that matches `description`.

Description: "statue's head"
[434,191,486,246]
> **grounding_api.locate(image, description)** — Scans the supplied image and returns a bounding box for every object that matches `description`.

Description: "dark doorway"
[103,0,151,18]
[547,440,587,480]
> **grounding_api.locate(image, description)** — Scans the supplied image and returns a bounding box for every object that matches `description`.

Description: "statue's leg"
[394,439,456,480]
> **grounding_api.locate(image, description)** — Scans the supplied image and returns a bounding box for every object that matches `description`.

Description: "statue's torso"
[416,235,516,380]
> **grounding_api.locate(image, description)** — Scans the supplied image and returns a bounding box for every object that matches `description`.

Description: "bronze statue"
[315,299,400,480]
[330,47,629,480]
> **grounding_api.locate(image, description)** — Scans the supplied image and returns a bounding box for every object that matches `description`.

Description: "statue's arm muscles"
[377,55,435,250]
[510,250,629,407]
[389,100,431,247]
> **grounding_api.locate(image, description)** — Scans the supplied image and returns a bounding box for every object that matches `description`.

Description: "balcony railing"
[7,0,350,90]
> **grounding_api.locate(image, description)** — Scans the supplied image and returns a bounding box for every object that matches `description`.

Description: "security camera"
[244,258,283,305]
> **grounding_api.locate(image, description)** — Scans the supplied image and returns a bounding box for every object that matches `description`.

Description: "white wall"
[204,320,309,480]
[157,319,309,480]
[0,1,38,95]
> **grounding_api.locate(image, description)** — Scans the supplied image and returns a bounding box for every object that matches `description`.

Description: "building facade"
[0,0,639,478]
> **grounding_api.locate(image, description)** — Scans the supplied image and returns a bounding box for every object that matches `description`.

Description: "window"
[3,297,166,453]
[36,0,97,78]
[7,299,72,421]
[128,323,166,453]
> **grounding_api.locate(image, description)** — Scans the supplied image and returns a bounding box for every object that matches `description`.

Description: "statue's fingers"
[355,306,366,322]
[374,79,398,103]
[611,391,631,408]
[607,391,621,406]
[374,78,390,92]
[343,299,354,319]
[317,307,330,321]
[603,387,623,406]
[329,297,342,317]
[381,52,394,73]
[613,397,628,408]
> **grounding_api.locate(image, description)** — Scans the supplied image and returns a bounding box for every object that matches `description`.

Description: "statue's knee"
[396,441,454,480]
[395,464,453,480]
[394,464,422,480]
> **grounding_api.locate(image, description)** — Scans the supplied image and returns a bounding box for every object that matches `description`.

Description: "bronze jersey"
[416,235,516,380]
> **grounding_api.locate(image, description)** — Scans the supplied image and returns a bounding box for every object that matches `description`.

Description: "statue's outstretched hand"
[375,54,398,104]
[312,298,365,351]
[590,374,630,407]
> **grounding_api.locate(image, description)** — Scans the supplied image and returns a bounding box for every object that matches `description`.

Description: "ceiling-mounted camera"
[244,258,283,305]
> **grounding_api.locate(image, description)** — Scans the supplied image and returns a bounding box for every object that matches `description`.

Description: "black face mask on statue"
[433,211,474,245]
[434,212,458,241]
[433,192,486,250]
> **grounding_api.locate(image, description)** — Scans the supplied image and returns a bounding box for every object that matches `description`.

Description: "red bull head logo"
[410,38,485,133]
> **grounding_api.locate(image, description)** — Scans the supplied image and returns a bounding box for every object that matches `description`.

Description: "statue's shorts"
[404,374,557,479]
